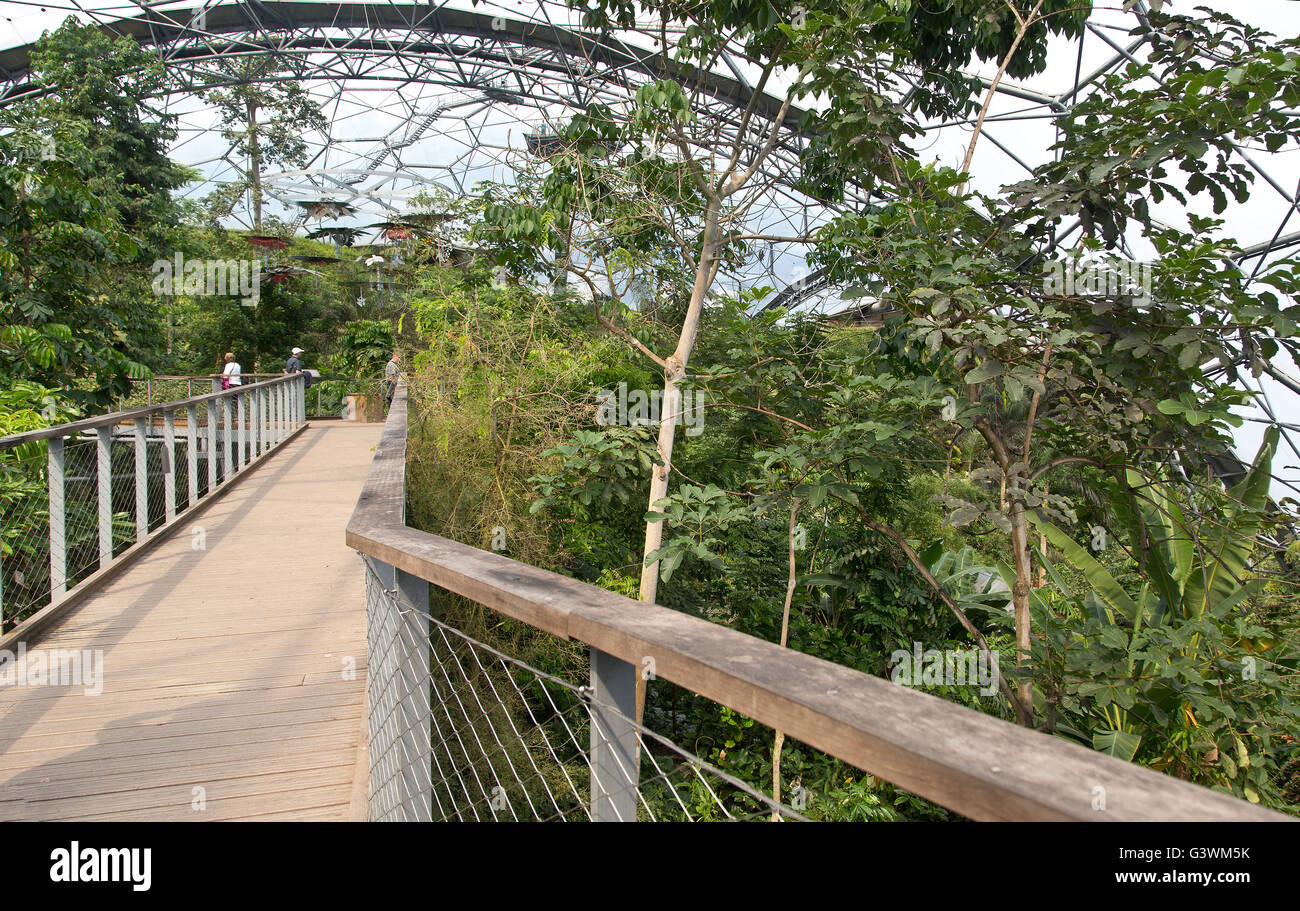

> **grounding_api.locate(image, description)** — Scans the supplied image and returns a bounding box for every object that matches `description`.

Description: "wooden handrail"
[345,385,1288,822]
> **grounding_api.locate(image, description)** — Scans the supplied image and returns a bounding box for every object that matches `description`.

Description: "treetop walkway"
[0,376,378,820]
[0,378,1285,821]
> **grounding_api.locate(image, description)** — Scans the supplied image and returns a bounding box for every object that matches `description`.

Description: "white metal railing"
[0,373,307,633]
[121,374,387,421]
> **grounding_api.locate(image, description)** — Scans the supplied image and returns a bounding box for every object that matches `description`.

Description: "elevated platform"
[0,422,382,821]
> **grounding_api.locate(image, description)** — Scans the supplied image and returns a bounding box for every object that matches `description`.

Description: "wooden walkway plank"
[0,422,383,821]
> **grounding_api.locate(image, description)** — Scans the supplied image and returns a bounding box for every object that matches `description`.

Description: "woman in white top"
[222,352,243,387]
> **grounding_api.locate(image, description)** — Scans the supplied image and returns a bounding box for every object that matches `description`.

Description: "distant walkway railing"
[121,374,287,407]
[347,386,1285,822]
[0,374,307,634]
[122,375,384,420]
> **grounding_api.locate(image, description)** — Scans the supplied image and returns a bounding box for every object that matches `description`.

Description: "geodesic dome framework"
[0,0,1296,491]
[0,3,1293,274]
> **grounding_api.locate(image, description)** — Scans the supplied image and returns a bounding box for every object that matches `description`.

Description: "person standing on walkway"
[222,352,243,388]
[286,346,304,374]
[383,350,401,408]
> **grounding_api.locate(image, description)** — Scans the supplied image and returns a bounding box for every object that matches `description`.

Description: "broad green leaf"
[1092,729,1142,761]
[964,361,1002,384]
[1033,517,1140,623]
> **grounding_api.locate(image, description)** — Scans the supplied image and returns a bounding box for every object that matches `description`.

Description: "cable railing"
[0,373,308,636]
[121,374,387,421]
[362,559,806,821]
[347,386,1288,822]
[116,374,287,409]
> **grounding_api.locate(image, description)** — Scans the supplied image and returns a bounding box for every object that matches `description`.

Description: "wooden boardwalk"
[0,421,383,821]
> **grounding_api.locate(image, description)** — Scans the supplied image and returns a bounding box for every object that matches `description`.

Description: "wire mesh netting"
[0,442,51,629]
[118,377,206,410]
[363,557,812,822]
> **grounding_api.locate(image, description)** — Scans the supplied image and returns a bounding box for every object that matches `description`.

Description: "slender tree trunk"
[974,416,1035,726]
[635,194,720,720]
[637,193,720,605]
[247,100,263,230]
[1009,500,1034,727]
[638,367,682,605]
[771,497,799,821]
[1037,483,1049,588]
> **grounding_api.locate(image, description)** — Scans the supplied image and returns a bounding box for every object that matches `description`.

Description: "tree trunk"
[638,367,681,606]
[634,194,720,720]
[247,100,263,230]
[637,193,719,605]
[771,497,799,821]
[974,416,1035,727]
[1009,500,1035,727]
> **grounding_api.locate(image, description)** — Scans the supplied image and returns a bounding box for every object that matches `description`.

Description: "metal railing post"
[398,567,431,820]
[589,648,640,822]
[134,417,149,541]
[237,392,247,471]
[207,399,218,492]
[248,384,258,454]
[187,404,199,508]
[223,396,233,481]
[97,427,113,567]
[367,558,433,822]
[163,411,177,523]
[48,436,66,601]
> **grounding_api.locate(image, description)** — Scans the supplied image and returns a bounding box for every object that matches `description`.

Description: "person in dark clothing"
[285,346,304,374]
[383,351,401,408]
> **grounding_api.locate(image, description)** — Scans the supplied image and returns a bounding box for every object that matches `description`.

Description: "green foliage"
[202,58,329,228]
[1028,431,1299,808]
[23,19,192,249]
[334,319,395,378]
[1037,428,1280,627]
[920,542,1012,625]
[0,105,147,405]
[645,483,752,583]
[1032,581,1299,808]
[158,229,358,374]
